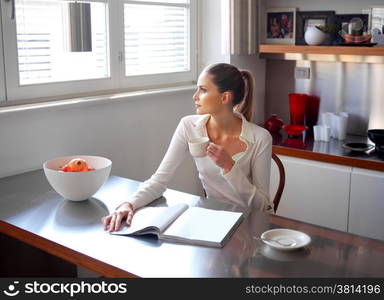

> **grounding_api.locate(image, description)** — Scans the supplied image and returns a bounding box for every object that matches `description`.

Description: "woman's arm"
[102,117,190,232]
[128,117,190,210]
[222,134,272,212]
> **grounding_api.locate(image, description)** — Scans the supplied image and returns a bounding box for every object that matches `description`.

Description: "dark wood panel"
[0,232,76,277]
[0,221,136,278]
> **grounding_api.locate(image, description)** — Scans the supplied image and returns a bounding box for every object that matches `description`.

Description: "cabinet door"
[270,155,351,231]
[349,168,384,241]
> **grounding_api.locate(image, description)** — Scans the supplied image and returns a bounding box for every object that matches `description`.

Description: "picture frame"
[295,11,336,45]
[369,6,384,46]
[335,14,369,44]
[262,8,296,44]
[369,6,384,34]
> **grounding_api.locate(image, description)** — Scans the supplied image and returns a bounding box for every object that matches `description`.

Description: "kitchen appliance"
[367,129,384,151]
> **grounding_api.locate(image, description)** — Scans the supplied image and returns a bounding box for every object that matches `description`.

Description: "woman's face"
[193,71,226,115]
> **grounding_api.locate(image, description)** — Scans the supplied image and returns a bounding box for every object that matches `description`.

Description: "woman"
[102,63,272,232]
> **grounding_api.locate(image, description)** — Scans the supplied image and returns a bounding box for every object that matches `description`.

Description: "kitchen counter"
[272,132,384,172]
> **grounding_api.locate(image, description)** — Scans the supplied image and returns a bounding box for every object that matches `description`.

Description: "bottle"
[264,114,284,133]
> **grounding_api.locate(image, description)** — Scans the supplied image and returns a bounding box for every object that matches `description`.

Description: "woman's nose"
[193,91,199,101]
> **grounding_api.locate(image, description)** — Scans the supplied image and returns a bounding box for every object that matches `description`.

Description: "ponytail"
[205,63,255,122]
[236,70,254,122]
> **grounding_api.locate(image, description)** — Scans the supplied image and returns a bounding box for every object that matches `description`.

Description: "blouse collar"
[192,112,255,144]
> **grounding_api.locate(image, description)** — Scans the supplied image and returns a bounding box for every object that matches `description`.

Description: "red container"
[282,137,305,149]
[282,124,308,137]
[289,93,307,125]
[264,114,284,133]
[305,95,320,130]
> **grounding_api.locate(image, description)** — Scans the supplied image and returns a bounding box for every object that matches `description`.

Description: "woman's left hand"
[206,143,235,174]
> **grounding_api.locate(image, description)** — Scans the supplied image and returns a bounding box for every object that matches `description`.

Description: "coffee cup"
[188,137,210,157]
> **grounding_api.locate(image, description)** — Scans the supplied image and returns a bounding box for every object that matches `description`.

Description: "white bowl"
[43,155,112,201]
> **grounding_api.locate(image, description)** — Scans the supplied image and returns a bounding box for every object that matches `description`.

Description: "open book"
[111,203,243,248]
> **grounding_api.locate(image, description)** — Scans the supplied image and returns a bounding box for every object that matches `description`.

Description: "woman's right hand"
[102,202,134,232]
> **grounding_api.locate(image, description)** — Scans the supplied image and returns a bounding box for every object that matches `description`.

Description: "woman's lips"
[195,104,201,108]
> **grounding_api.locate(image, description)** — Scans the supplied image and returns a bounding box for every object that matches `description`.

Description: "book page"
[112,203,188,235]
[161,207,243,247]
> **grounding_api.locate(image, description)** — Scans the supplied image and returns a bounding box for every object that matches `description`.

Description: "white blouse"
[128,112,273,213]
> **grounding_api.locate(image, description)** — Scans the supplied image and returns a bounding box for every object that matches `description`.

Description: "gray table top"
[1,170,384,277]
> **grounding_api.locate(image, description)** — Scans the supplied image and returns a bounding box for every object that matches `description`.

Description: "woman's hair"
[204,63,254,122]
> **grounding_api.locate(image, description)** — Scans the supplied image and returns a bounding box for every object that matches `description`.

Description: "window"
[0,0,196,102]
[119,0,196,89]
[0,15,5,103]
[124,1,189,76]
[15,0,109,85]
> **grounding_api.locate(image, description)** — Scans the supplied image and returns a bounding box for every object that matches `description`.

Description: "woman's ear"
[221,91,233,105]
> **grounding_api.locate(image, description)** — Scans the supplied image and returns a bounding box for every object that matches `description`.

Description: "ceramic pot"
[264,114,284,133]
[304,27,327,45]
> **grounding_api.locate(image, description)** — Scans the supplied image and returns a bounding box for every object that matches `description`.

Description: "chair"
[271,152,285,213]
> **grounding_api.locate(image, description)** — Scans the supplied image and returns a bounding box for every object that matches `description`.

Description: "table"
[1,170,383,277]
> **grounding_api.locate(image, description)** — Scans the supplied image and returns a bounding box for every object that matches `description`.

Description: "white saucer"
[260,228,311,251]
[260,245,310,262]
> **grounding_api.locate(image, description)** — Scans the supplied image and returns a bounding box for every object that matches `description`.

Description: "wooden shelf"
[259,44,384,56]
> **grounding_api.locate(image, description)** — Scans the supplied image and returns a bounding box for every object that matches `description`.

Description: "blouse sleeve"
[128,117,189,210]
[222,132,272,212]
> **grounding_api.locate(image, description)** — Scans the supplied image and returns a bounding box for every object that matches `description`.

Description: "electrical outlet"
[295,67,310,79]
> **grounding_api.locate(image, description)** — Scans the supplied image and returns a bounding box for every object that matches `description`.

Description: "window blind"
[124,1,190,76]
[15,0,109,85]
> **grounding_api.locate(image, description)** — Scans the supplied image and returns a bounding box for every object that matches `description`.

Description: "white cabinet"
[348,168,384,241]
[270,155,351,231]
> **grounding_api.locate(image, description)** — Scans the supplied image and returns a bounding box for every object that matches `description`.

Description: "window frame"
[118,0,197,89]
[0,3,5,103]
[0,0,197,103]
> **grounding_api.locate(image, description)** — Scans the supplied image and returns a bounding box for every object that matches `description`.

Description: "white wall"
[0,90,204,197]
[200,0,267,125]
[231,54,266,124]
[198,0,230,70]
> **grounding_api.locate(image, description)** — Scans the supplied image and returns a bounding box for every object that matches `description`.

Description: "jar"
[264,114,284,133]
[304,26,327,45]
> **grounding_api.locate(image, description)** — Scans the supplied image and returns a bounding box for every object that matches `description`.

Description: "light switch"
[295,67,310,79]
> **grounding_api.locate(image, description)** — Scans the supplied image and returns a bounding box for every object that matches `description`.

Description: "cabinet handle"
[4,0,15,20]
[247,0,256,55]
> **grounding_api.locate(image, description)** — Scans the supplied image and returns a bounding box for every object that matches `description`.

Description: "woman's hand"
[206,143,235,174]
[102,202,134,232]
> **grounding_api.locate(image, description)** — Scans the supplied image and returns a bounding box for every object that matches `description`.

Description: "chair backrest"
[271,152,285,213]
